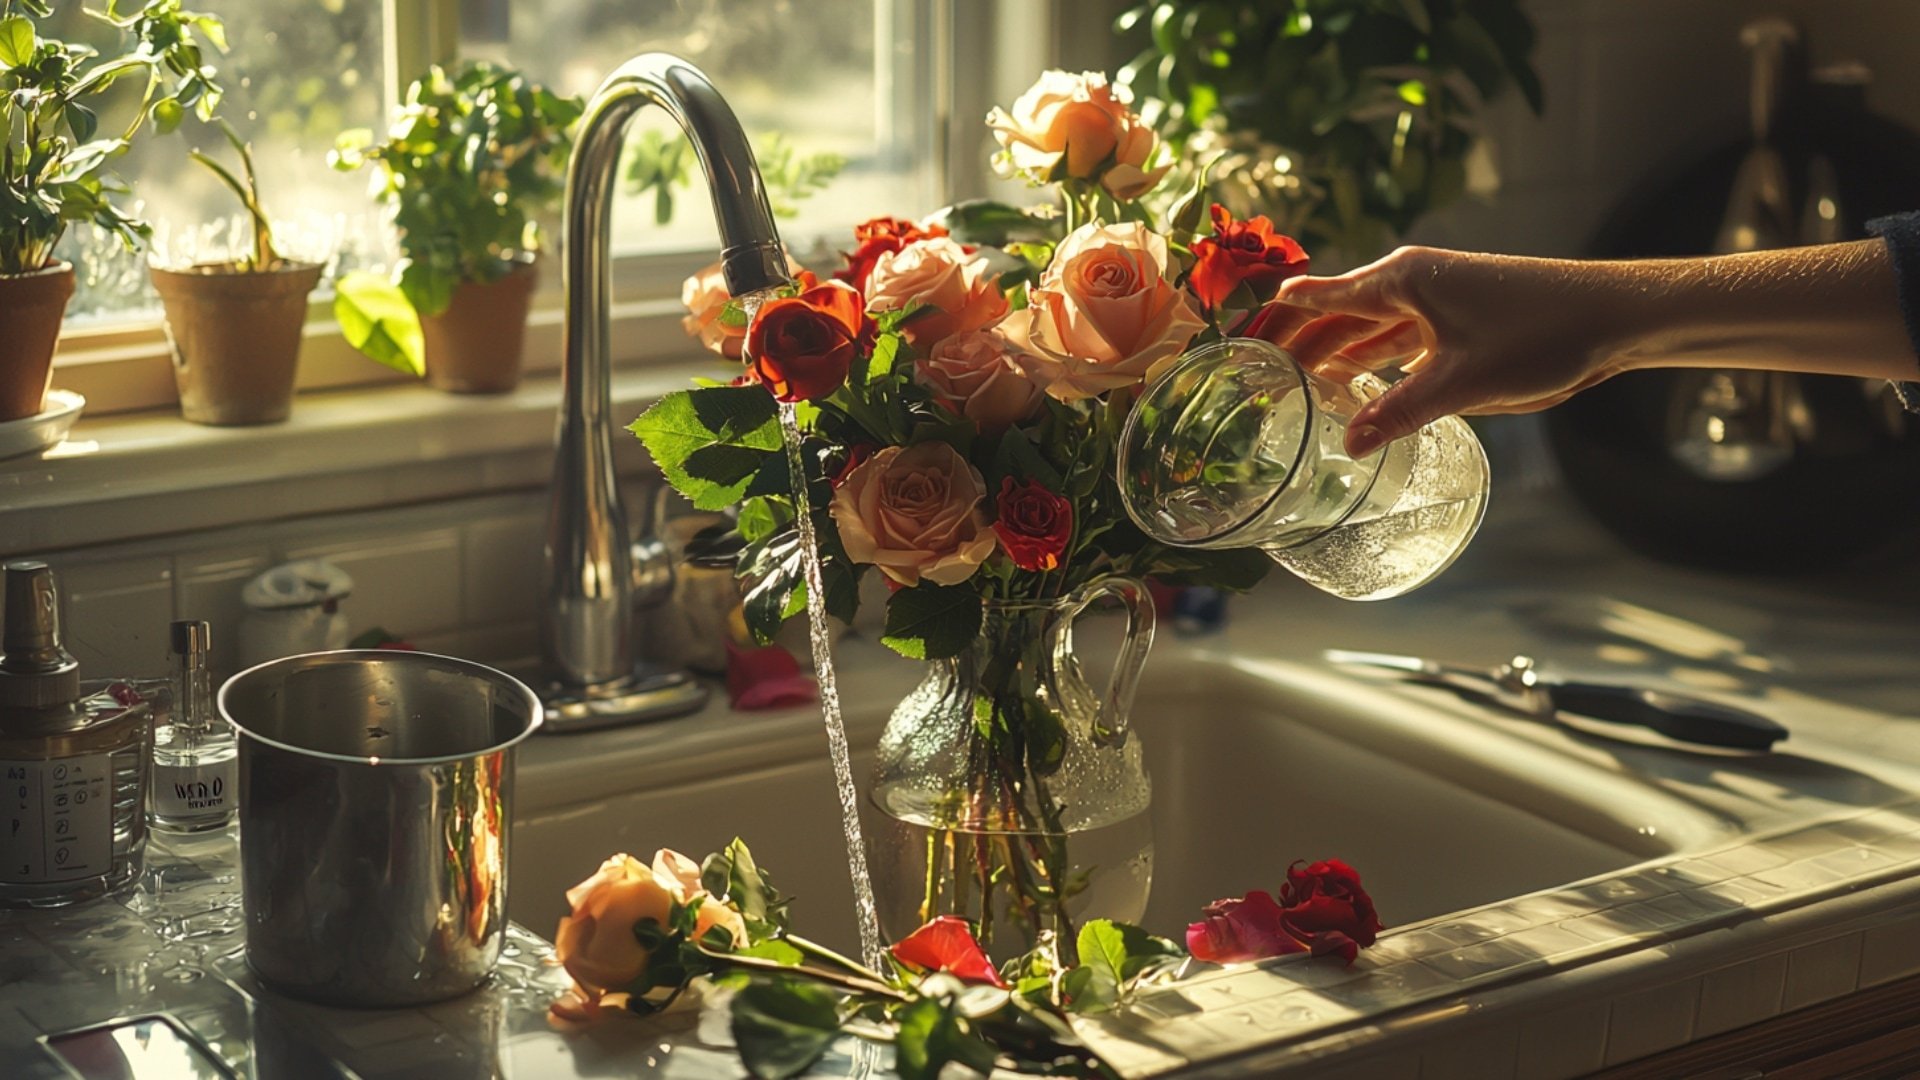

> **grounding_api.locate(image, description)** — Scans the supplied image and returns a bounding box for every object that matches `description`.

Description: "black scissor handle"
[1549,681,1787,751]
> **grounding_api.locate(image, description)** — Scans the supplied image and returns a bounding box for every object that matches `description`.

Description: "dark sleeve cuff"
[1865,211,1920,411]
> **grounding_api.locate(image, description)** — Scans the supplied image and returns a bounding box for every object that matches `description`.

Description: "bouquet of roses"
[638,69,1315,657]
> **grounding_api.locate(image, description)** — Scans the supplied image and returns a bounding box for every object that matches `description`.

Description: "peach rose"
[864,237,1008,349]
[680,256,807,360]
[1001,222,1206,401]
[830,442,998,586]
[915,329,1045,434]
[553,854,676,993]
[987,70,1170,200]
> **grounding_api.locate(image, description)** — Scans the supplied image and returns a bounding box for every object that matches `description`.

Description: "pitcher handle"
[1050,576,1155,748]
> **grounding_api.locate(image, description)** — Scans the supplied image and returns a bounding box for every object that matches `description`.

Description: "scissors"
[1323,650,1788,752]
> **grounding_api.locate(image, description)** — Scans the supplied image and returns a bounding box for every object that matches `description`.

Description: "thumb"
[1343,368,1469,458]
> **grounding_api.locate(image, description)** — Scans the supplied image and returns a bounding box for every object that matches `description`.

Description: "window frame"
[50,0,1056,416]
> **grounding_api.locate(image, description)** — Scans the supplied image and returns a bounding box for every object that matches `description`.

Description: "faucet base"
[526,663,711,733]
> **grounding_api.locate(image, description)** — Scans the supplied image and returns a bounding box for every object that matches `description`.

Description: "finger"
[1335,319,1425,369]
[1344,365,1477,457]
[1284,313,1392,366]
[1233,300,1320,343]
[1274,259,1408,322]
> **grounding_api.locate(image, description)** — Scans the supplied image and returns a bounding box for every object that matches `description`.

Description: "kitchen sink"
[509,648,1732,952]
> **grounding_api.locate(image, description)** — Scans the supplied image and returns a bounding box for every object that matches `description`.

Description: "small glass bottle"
[0,561,151,908]
[149,621,237,833]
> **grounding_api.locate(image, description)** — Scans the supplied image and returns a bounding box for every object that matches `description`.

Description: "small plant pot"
[420,260,539,394]
[0,262,77,422]
[152,261,326,426]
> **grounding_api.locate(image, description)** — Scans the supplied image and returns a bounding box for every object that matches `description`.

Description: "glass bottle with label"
[0,561,151,908]
[150,620,236,833]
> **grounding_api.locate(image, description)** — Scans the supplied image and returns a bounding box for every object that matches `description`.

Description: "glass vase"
[868,578,1155,962]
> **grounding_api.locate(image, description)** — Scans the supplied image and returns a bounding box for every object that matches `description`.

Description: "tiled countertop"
[7,490,1920,1078]
[0,828,877,1079]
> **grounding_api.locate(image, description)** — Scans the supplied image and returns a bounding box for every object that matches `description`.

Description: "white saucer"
[0,389,86,462]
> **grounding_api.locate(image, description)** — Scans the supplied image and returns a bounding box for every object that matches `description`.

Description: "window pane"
[41,0,384,325]
[463,0,940,263]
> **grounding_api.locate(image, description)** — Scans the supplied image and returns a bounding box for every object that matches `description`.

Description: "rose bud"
[992,476,1073,572]
[746,280,869,402]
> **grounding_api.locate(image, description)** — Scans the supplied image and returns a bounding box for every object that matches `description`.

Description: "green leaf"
[735,939,806,966]
[924,199,1061,246]
[0,16,34,68]
[893,996,997,1080]
[865,332,903,387]
[1067,919,1184,1013]
[629,386,782,510]
[332,271,426,377]
[881,584,983,661]
[730,979,841,1080]
[701,837,781,925]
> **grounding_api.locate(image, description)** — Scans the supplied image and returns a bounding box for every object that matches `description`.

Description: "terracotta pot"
[419,260,539,393]
[152,261,325,426]
[0,262,76,422]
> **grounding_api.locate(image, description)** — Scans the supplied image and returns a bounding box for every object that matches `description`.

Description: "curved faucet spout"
[543,54,792,723]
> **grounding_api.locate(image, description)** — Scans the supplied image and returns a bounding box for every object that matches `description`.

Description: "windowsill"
[0,359,714,554]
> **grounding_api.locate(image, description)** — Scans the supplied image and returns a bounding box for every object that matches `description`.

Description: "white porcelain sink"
[509,648,1732,953]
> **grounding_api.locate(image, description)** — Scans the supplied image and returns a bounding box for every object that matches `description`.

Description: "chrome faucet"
[539,54,793,732]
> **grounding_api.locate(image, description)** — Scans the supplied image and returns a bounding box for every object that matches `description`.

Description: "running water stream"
[777,399,888,975]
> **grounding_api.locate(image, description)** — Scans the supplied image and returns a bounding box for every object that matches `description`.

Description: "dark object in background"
[1547,22,1920,572]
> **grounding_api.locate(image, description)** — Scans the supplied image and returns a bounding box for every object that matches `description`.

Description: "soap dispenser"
[0,561,152,907]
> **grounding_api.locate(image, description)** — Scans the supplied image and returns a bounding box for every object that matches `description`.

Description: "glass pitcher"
[1117,337,1490,600]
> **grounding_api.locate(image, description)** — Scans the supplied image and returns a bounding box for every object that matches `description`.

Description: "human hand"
[1257,246,1630,456]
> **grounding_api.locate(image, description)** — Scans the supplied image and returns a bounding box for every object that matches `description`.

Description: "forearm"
[1601,240,1918,382]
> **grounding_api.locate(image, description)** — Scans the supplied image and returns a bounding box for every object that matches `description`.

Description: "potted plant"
[1115,0,1542,259]
[149,119,324,425]
[330,61,581,393]
[0,0,226,421]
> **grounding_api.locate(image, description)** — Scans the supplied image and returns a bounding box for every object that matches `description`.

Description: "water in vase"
[868,808,1154,960]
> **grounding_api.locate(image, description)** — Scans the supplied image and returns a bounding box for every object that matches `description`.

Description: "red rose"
[1186,859,1382,967]
[1185,891,1303,965]
[992,476,1073,572]
[889,915,1006,987]
[834,215,951,293]
[1187,204,1309,311]
[746,280,868,402]
[1277,858,1382,963]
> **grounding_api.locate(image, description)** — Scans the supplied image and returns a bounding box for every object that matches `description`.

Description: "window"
[461,0,943,261]
[41,0,386,325]
[45,0,1047,414]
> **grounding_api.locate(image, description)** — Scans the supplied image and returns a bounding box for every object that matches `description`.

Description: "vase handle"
[1052,576,1155,748]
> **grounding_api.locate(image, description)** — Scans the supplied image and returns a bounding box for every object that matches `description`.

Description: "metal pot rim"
[217,648,543,765]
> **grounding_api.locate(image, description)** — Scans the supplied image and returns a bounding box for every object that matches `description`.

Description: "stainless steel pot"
[218,650,541,1007]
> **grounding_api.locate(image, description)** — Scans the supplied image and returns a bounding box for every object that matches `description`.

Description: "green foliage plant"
[0,0,227,275]
[183,117,278,271]
[625,128,843,226]
[329,60,582,375]
[1116,0,1542,258]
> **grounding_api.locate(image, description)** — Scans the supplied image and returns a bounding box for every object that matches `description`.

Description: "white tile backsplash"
[462,513,545,626]
[282,527,464,643]
[172,544,273,681]
[58,555,174,679]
